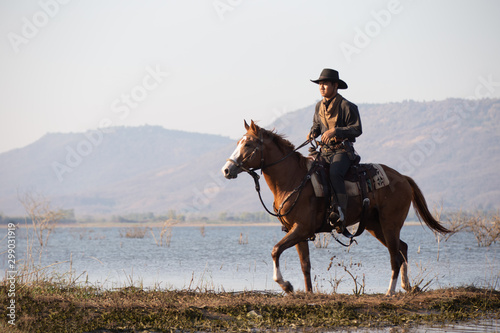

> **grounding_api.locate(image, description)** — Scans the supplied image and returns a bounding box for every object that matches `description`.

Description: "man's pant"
[328,152,351,210]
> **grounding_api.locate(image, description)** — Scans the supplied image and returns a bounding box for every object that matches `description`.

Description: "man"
[308,68,362,233]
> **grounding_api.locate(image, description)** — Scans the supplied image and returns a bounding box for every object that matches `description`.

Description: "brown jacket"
[309,94,362,143]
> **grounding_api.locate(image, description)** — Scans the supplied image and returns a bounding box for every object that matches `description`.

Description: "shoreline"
[1,220,425,229]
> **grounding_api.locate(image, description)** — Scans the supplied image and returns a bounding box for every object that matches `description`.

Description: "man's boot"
[332,194,348,234]
[328,192,340,224]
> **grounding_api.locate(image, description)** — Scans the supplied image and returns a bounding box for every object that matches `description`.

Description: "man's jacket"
[310,94,362,143]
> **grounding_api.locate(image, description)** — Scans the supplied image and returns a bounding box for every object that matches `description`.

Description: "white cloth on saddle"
[306,158,390,197]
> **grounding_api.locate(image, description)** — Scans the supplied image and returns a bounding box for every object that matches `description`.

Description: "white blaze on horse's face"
[221,136,249,179]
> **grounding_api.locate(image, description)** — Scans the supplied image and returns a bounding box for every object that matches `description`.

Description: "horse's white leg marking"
[273,260,293,292]
[273,261,283,284]
[401,262,411,291]
[386,277,397,296]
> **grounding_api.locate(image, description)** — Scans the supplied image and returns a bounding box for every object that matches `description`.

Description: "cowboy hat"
[310,68,348,89]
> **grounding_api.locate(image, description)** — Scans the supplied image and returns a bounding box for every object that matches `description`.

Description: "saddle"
[306,157,390,199]
[304,157,390,238]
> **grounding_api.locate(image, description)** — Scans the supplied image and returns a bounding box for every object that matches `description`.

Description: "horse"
[221,120,451,296]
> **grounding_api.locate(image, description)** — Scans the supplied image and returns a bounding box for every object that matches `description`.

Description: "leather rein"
[227,135,368,246]
[227,134,312,218]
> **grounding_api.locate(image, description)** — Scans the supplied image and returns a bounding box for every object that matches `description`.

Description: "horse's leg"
[271,225,306,293]
[399,240,411,292]
[366,215,408,296]
[296,240,312,292]
[385,230,404,296]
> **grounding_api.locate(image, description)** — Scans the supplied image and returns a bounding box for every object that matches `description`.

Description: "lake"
[3,223,499,294]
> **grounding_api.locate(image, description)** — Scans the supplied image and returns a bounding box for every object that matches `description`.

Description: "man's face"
[319,81,338,99]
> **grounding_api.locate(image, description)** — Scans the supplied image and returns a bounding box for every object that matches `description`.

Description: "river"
[3,223,498,294]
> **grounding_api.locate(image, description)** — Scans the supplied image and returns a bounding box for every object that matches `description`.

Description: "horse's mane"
[248,125,308,169]
[263,128,295,153]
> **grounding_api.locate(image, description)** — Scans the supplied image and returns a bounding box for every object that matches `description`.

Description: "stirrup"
[329,207,345,233]
[328,211,339,226]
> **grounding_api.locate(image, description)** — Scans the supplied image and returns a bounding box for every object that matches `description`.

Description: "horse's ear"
[250,120,259,133]
[244,120,250,131]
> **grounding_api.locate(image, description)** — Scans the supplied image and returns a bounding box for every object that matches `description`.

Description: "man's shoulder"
[314,100,322,112]
[340,97,358,110]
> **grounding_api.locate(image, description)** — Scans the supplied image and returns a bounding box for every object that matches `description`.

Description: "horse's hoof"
[283,281,294,294]
[410,286,422,294]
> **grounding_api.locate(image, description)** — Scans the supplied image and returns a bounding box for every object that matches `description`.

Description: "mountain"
[0,125,236,215]
[1,98,499,217]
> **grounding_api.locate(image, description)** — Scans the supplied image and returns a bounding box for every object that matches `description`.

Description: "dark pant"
[327,152,351,204]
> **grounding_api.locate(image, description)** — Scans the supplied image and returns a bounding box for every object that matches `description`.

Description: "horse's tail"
[405,176,451,235]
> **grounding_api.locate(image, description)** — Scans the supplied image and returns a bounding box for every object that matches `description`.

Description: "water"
[2,224,498,294]
[329,318,499,332]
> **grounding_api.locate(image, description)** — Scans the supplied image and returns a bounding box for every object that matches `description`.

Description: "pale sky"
[1,0,500,153]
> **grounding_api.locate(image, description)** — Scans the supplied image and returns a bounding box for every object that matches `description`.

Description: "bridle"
[226,133,265,174]
[226,132,312,218]
[227,132,312,173]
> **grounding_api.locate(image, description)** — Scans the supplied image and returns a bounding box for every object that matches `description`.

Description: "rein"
[227,135,367,245]
[229,137,311,218]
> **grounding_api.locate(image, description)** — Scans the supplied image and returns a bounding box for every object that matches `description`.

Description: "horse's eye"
[244,143,252,148]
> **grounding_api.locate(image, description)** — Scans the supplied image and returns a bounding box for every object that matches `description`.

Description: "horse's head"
[222,120,264,179]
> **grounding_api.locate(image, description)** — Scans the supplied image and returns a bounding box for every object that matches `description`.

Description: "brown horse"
[221,120,451,296]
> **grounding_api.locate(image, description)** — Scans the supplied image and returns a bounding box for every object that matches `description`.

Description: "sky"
[1,0,500,153]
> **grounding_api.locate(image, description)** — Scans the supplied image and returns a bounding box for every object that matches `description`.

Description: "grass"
[0,283,498,332]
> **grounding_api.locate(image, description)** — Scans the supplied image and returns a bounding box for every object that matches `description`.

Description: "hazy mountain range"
[1,98,499,217]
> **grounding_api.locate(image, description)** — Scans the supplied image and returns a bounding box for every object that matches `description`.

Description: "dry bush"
[150,219,177,247]
[325,256,364,295]
[447,210,500,247]
[16,191,66,284]
[19,191,64,249]
[433,203,499,247]
[467,212,500,247]
[313,233,332,248]
[444,208,469,236]
[409,260,436,293]
[121,226,149,239]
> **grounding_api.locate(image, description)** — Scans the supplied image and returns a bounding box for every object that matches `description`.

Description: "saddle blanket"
[306,160,390,197]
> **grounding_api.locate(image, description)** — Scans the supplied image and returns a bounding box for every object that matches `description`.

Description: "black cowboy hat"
[310,68,348,89]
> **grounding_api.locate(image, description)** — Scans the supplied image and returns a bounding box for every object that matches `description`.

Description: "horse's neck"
[261,147,306,195]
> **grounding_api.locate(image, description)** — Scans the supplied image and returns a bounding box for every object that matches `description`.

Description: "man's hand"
[320,128,338,143]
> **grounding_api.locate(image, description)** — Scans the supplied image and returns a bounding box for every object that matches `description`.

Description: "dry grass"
[0,283,498,333]
[120,226,149,239]
[313,233,332,248]
[15,192,66,284]
[150,218,177,246]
